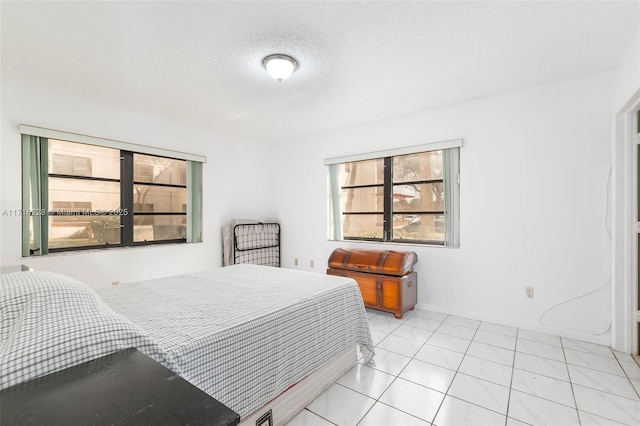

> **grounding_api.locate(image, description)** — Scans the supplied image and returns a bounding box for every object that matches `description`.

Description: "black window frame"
[339,150,447,246]
[128,151,188,246]
[46,147,187,253]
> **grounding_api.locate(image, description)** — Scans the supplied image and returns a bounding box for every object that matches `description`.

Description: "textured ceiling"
[2,1,639,143]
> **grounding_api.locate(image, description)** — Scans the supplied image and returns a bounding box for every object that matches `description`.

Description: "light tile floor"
[286,308,640,426]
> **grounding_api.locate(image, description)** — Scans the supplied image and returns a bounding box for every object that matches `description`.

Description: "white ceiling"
[2,1,638,143]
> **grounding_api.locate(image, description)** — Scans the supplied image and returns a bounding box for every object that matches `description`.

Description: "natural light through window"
[21,126,205,256]
[326,140,461,246]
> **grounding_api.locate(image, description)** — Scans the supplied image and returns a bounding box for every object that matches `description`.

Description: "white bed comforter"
[95,264,375,417]
[0,271,170,391]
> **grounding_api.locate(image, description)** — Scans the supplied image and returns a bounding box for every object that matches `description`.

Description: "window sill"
[22,240,198,258]
[327,239,459,249]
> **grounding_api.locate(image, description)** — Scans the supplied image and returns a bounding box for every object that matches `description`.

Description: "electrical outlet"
[112,280,120,286]
[310,259,314,268]
[294,258,299,266]
[525,287,534,299]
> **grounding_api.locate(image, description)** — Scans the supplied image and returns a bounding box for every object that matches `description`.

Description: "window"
[21,126,205,256]
[327,140,460,246]
[47,140,122,249]
[132,153,187,242]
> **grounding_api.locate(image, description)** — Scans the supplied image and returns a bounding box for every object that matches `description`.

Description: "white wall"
[0,79,275,287]
[273,71,614,344]
[612,29,640,113]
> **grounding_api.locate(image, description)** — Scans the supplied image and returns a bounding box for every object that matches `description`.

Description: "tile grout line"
[610,346,640,401]
[429,314,486,425]
[310,309,403,426]
[504,328,518,426]
[424,314,453,425]
[304,309,640,426]
[355,310,406,426]
[354,309,432,425]
[557,336,583,425]
[356,310,452,425]
[386,309,442,424]
[564,344,640,405]
[401,315,520,421]
[303,407,338,426]
[372,312,626,424]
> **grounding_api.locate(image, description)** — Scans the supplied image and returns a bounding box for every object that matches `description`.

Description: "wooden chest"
[327,248,418,319]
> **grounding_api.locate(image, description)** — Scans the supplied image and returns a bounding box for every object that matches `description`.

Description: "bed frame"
[239,345,357,426]
[223,221,280,267]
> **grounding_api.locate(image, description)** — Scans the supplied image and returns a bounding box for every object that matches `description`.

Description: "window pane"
[49,139,120,179]
[339,158,384,186]
[133,215,186,242]
[133,185,187,213]
[393,214,445,243]
[342,214,383,239]
[49,178,120,212]
[133,154,186,185]
[393,183,444,212]
[341,186,383,213]
[49,216,121,249]
[393,151,443,182]
[48,179,121,249]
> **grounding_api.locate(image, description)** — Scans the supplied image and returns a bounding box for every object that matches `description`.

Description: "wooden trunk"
[327,249,418,319]
[327,248,417,277]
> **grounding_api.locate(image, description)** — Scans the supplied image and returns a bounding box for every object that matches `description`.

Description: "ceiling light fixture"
[263,54,298,81]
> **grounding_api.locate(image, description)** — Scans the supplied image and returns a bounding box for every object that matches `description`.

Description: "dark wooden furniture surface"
[0,348,240,426]
[327,248,418,319]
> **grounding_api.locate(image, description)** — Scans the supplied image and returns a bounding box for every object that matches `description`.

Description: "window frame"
[21,126,205,256]
[47,145,123,251]
[128,151,189,246]
[326,140,461,247]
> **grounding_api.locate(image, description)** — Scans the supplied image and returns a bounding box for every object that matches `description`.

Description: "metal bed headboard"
[232,222,280,267]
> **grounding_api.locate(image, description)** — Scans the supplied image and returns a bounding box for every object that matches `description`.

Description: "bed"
[0,264,375,424]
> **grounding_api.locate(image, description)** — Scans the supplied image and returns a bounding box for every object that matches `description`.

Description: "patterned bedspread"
[0,271,171,390]
[97,264,375,417]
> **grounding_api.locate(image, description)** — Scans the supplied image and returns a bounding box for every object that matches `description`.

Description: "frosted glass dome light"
[263,54,298,81]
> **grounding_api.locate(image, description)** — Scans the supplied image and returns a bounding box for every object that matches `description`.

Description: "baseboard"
[415,302,612,348]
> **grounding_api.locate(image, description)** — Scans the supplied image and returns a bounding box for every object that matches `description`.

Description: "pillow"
[0,271,173,390]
